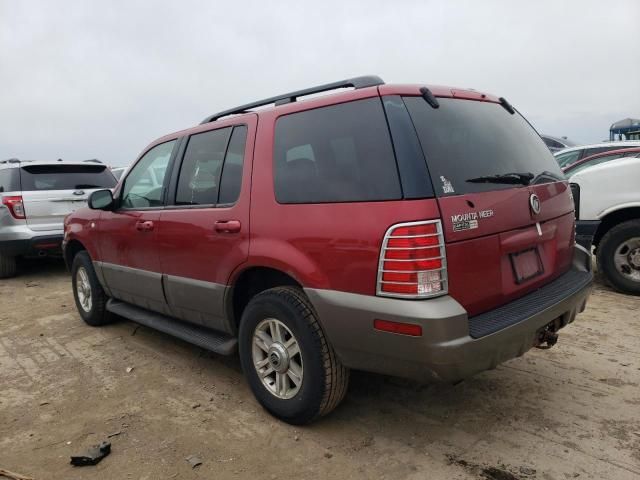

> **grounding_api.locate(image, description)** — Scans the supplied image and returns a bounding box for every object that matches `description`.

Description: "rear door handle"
[136,220,154,232]
[214,220,241,233]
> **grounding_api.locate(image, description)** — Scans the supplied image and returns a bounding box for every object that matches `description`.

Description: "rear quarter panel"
[246,96,441,295]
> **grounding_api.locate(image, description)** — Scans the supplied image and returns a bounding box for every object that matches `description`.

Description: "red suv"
[63,76,593,424]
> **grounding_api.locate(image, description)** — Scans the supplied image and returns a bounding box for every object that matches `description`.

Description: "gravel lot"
[1,258,639,480]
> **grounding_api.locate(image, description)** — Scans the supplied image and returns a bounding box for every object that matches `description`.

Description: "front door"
[156,117,256,332]
[97,139,177,314]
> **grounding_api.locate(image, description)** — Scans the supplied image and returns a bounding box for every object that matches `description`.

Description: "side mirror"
[88,189,114,210]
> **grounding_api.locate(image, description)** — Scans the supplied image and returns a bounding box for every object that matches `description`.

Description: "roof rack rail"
[0,158,21,164]
[200,75,384,124]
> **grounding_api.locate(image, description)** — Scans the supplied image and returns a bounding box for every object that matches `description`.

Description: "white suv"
[569,156,640,295]
[0,159,117,278]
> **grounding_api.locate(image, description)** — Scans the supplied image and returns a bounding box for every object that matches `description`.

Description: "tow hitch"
[536,318,560,349]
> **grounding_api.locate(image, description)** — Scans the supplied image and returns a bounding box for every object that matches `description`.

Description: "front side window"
[175,128,231,206]
[274,98,401,204]
[121,140,176,208]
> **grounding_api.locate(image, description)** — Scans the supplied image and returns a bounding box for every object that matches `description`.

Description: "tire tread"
[250,286,349,422]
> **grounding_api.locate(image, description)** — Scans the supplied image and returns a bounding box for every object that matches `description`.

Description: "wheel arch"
[593,206,640,249]
[227,265,303,332]
[63,239,88,270]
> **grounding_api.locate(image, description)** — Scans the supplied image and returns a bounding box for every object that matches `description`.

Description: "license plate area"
[510,247,543,284]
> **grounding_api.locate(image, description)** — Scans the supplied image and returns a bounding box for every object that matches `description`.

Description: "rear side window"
[176,128,231,206]
[19,164,117,191]
[218,126,247,204]
[404,97,564,196]
[274,98,401,203]
[0,168,20,192]
[176,125,247,206]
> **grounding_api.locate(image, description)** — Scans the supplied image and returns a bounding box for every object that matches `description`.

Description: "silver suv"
[0,159,117,278]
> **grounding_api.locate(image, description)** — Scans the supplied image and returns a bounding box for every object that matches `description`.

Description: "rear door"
[19,164,117,231]
[403,96,575,316]
[156,118,255,332]
[96,140,176,314]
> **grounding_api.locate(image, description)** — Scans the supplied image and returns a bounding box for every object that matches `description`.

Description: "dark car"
[541,134,577,152]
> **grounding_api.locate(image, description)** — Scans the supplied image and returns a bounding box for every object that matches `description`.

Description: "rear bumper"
[0,234,64,257]
[575,220,600,251]
[306,245,593,383]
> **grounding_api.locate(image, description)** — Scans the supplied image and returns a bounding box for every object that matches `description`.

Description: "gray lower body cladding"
[0,234,64,257]
[305,245,593,383]
[576,220,600,251]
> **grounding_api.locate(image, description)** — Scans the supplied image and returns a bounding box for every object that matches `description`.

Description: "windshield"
[403,97,564,196]
[19,164,117,191]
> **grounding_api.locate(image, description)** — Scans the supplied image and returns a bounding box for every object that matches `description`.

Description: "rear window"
[19,164,117,191]
[404,97,565,196]
[0,168,20,192]
[274,98,402,203]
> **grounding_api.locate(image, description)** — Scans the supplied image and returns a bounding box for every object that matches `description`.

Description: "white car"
[569,156,640,295]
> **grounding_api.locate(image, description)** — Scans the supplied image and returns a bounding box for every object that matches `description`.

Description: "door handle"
[214,220,241,233]
[136,220,154,232]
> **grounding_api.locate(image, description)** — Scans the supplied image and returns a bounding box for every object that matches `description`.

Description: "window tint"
[218,126,247,204]
[274,98,401,203]
[19,164,116,191]
[0,168,20,192]
[404,97,564,196]
[122,140,175,208]
[382,96,434,198]
[176,128,231,206]
[555,150,581,168]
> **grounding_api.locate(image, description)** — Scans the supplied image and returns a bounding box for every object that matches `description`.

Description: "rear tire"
[596,219,640,295]
[238,286,349,424]
[0,254,17,278]
[71,251,114,326]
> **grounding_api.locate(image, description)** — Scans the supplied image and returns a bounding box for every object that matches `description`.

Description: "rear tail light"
[2,195,25,219]
[377,220,447,298]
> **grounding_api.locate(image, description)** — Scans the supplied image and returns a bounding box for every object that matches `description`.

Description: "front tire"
[596,219,640,295]
[238,287,349,424]
[71,251,114,326]
[0,254,17,278]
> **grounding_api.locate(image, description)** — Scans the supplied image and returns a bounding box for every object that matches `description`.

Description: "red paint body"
[64,83,575,318]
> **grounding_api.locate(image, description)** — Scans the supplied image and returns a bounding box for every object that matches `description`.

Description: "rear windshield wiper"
[74,184,103,189]
[530,170,566,184]
[466,172,534,185]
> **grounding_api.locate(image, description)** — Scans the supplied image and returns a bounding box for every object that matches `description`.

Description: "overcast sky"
[1,0,639,166]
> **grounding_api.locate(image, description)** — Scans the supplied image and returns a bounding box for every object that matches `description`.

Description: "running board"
[106,299,237,355]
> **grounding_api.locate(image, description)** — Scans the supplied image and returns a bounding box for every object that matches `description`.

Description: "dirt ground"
[0,258,639,480]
